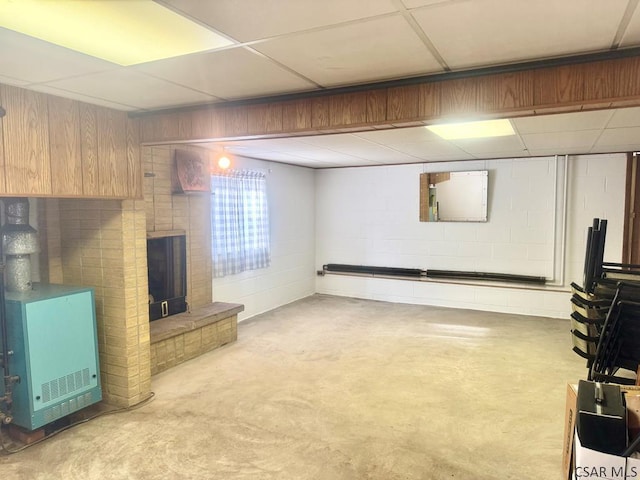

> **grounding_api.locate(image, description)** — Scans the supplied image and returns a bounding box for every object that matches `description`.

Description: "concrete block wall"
[211,156,317,321]
[316,157,560,277]
[565,153,627,286]
[315,154,627,318]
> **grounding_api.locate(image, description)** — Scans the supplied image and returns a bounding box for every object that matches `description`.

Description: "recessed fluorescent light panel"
[0,0,233,66]
[426,119,515,140]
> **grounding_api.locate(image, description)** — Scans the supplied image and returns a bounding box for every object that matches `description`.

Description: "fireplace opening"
[147,235,187,321]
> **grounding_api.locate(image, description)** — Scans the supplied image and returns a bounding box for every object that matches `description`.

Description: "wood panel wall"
[623,153,640,265]
[49,96,82,196]
[0,84,142,199]
[97,107,128,197]
[1,86,51,195]
[0,88,6,194]
[80,103,100,195]
[2,55,639,197]
[139,55,640,144]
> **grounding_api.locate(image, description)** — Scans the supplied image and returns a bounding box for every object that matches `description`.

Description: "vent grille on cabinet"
[40,368,91,403]
[43,392,94,424]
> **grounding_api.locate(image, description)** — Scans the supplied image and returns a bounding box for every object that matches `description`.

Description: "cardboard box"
[564,384,578,480]
[564,383,640,480]
[627,457,640,479]
[626,392,640,439]
[574,432,627,479]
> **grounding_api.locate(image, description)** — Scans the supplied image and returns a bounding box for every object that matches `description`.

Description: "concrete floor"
[0,294,585,479]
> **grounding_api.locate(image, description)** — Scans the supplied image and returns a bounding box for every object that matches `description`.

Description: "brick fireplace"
[143,145,241,375]
[143,145,212,307]
[33,144,240,408]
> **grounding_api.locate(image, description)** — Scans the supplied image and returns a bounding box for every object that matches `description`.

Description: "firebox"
[147,234,187,321]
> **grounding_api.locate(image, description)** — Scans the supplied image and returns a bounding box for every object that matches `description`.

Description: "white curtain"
[211,171,270,277]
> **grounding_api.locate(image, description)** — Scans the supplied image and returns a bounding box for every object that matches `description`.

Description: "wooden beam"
[139,55,640,144]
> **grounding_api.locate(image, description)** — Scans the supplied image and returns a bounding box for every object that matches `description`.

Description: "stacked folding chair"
[571,219,614,363]
[571,219,640,382]
[588,283,640,384]
[570,292,609,363]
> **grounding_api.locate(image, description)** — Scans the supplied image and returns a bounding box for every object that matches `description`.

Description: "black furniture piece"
[588,283,640,384]
[570,219,640,378]
[576,380,627,455]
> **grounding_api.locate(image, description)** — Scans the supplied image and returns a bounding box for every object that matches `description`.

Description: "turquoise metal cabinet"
[0,284,102,430]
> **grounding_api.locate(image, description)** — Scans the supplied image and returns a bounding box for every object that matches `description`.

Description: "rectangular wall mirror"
[419,170,488,222]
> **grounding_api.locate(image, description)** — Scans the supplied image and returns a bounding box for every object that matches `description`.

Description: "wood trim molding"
[623,152,638,265]
[139,55,640,144]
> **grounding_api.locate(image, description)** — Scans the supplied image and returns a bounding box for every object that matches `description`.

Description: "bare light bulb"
[218,155,231,169]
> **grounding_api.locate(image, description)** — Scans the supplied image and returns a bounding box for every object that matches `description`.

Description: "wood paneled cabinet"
[0,84,142,199]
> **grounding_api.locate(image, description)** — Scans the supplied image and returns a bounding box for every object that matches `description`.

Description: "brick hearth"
[149,302,243,375]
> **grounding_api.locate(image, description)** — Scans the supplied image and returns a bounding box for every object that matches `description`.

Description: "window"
[210,171,270,277]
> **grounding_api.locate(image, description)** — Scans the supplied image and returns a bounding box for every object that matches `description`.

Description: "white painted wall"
[315,154,626,318]
[211,156,316,321]
[565,153,627,286]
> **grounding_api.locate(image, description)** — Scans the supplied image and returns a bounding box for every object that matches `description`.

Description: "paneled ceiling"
[2,0,640,167]
[208,108,640,168]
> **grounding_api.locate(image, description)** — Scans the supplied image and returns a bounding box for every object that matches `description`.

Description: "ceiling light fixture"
[426,119,515,140]
[217,155,231,170]
[0,0,233,66]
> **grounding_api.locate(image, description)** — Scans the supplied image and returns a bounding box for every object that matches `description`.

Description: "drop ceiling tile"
[471,151,531,160]
[296,133,374,149]
[298,134,418,165]
[390,140,470,158]
[418,152,476,162]
[373,152,430,164]
[354,146,420,162]
[529,147,597,156]
[589,144,639,154]
[0,27,117,84]
[412,0,628,69]
[513,110,614,134]
[27,84,137,111]
[44,70,220,110]
[345,146,404,162]
[402,0,454,8]
[241,151,316,164]
[449,135,526,154]
[354,126,441,145]
[135,47,316,100]
[594,127,640,148]
[620,3,640,46]
[286,149,365,163]
[162,0,397,42]
[311,162,346,168]
[371,156,421,165]
[329,159,382,167]
[253,15,443,87]
[0,74,29,86]
[216,145,262,156]
[606,107,640,128]
[521,130,601,151]
[225,138,310,153]
[249,151,341,168]
[296,133,403,160]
